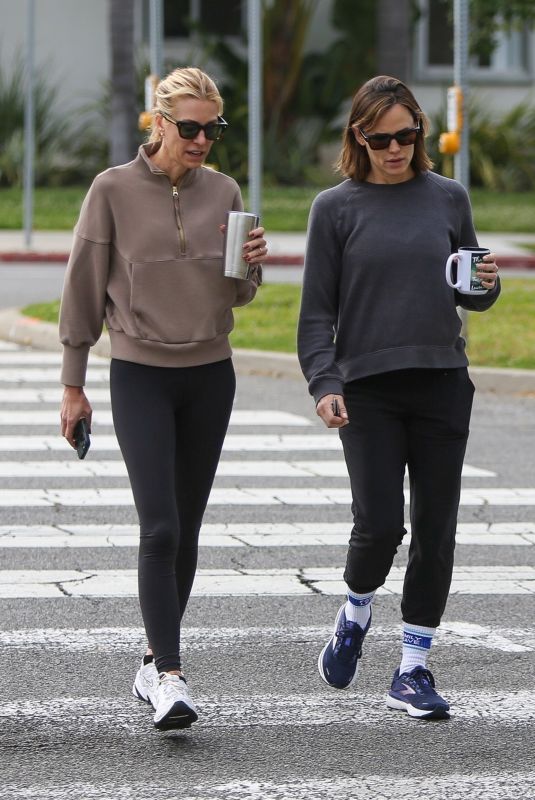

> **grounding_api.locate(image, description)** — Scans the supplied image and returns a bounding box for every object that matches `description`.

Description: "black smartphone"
[331,398,340,417]
[73,418,91,460]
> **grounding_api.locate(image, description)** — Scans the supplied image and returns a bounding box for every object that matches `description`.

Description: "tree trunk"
[109,0,137,166]
[377,0,411,82]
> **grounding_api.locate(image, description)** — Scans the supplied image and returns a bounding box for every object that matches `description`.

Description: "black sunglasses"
[356,125,420,151]
[160,112,228,141]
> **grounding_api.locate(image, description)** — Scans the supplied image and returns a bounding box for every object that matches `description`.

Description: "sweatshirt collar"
[137,141,196,188]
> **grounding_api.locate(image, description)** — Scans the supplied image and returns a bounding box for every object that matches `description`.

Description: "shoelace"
[158,674,187,700]
[404,667,436,693]
[334,621,364,660]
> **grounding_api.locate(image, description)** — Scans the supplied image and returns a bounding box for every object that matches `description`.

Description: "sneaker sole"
[154,701,198,731]
[386,695,450,720]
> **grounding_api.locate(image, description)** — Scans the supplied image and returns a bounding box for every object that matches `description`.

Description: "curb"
[1,252,535,269]
[1,308,534,393]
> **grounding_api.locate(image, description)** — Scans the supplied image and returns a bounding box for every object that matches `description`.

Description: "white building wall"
[0,0,110,114]
[1,1,533,120]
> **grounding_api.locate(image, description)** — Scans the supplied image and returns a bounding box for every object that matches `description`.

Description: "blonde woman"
[59,67,266,730]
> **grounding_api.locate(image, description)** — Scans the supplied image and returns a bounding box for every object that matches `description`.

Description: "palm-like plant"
[428,101,535,191]
[0,59,69,186]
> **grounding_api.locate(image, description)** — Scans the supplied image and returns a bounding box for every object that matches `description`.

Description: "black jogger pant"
[110,357,235,673]
[339,367,474,628]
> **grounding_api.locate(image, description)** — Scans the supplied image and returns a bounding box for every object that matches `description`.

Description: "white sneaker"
[132,658,159,708]
[153,672,199,730]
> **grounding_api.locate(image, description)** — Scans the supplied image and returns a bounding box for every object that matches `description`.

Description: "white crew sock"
[398,623,436,675]
[344,589,375,629]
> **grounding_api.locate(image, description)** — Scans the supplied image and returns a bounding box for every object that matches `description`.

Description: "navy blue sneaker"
[386,666,450,720]
[318,604,371,689]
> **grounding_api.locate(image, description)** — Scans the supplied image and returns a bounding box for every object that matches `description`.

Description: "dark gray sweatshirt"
[297,171,500,403]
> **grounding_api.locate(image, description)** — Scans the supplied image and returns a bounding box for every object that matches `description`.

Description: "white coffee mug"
[445,247,490,294]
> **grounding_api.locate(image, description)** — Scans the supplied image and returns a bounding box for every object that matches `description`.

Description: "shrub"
[427,100,535,191]
[0,59,72,187]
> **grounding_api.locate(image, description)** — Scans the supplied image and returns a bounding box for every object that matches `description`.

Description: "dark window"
[164,0,191,38]
[428,0,453,66]
[163,0,243,38]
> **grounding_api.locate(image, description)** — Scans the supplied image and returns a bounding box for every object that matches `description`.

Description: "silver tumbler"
[223,211,259,280]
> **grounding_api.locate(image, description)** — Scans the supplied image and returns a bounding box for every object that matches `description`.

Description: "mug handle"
[445,253,461,289]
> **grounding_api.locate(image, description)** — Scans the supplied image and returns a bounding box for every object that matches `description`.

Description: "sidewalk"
[1,229,535,269]
[0,305,534,395]
[1,229,534,394]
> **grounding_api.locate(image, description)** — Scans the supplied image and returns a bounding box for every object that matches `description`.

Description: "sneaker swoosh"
[400,683,417,696]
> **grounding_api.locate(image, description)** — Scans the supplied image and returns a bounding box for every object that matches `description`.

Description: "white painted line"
[0,387,113,403]
[0,461,129,477]
[1,566,534,598]
[0,622,531,653]
[2,773,533,800]
[2,773,534,800]
[186,774,535,800]
[0,459,343,478]
[0,368,110,383]
[0,352,64,364]
[1,692,534,729]
[0,434,340,452]
[304,565,535,596]
[0,409,313,427]
[460,464,496,477]
[0,454,494,482]
[0,352,108,365]
[1,486,535,507]
[2,521,534,549]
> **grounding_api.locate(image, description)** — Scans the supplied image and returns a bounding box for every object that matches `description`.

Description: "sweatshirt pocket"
[130,258,238,344]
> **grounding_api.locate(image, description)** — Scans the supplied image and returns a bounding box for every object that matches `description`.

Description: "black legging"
[340,367,474,628]
[110,357,235,673]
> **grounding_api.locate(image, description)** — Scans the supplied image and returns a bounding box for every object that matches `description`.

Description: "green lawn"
[2,185,535,233]
[465,279,535,369]
[22,278,535,369]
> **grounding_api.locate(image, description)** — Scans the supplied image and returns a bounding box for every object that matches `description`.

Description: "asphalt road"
[0,341,534,800]
[0,261,302,313]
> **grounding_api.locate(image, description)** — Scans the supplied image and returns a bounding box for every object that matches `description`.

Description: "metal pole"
[23,0,36,249]
[454,0,470,340]
[453,0,469,189]
[149,0,163,79]
[248,0,262,218]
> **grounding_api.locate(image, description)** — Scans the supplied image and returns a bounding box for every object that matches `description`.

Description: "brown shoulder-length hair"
[336,75,433,181]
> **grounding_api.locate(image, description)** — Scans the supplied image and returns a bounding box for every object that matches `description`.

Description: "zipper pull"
[172,186,178,197]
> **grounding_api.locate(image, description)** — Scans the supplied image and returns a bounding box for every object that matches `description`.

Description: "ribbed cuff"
[60,344,90,386]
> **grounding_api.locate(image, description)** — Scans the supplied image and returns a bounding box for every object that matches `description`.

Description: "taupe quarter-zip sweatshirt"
[59,142,261,386]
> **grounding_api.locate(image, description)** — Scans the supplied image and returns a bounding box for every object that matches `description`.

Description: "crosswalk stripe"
[0,486,534,506]
[2,774,534,800]
[1,692,534,727]
[0,434,341,451]
[0,622,531,652]
[0,351,68,364]
[0,368,110,383]
[1,522,534,548]
[0,409,312,426]
[2,774,533,800]
[0,459,495,478]
[1,566,534,597]
[0,387,114,402]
